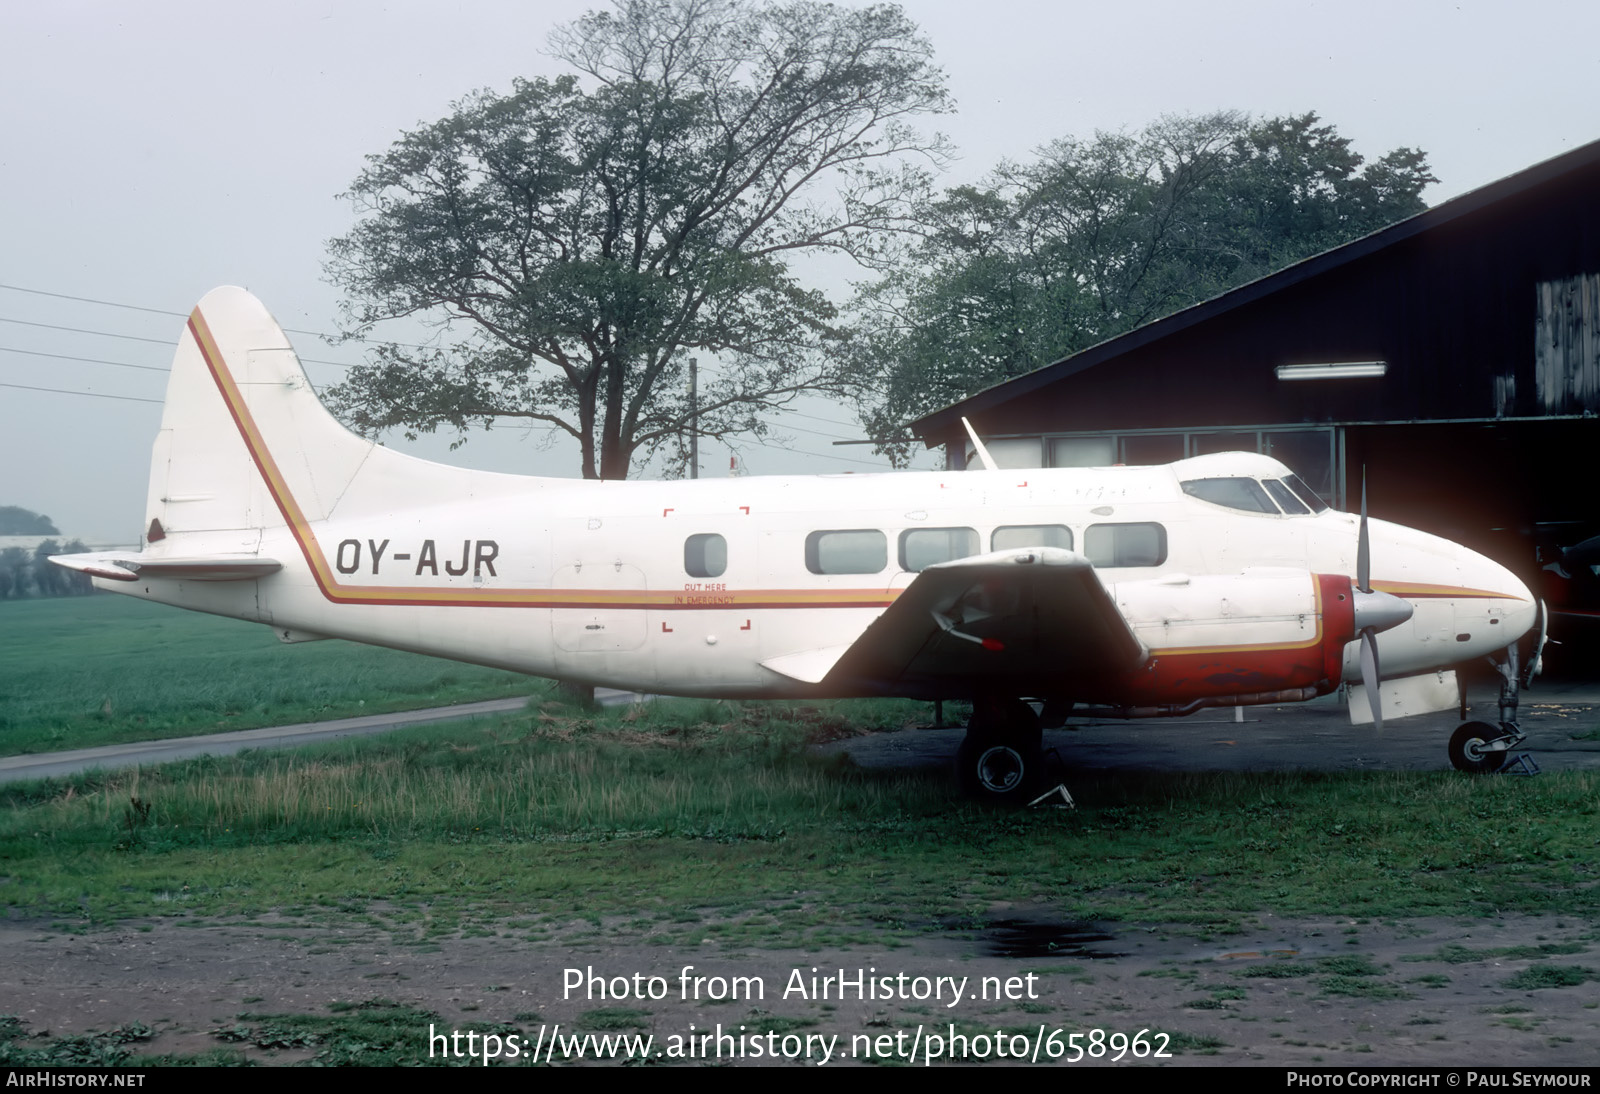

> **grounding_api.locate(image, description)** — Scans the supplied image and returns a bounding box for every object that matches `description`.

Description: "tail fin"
[144,286,375,547]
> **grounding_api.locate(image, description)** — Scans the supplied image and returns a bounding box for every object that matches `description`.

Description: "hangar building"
[910,139,1600,618]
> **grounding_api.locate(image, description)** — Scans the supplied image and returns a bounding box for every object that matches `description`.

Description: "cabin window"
[1085,522,1167,568]
[805,529,887,575]
[684,533,727,578]
[992,524,1073,552]
[1181,476,1278,514]
[899,527,978,572]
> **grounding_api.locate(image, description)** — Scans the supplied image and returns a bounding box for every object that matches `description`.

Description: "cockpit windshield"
[1182,474,1329,515]
[1262,479,1310,514]
[1281,473,1329,512]
[1181,477,1277,513]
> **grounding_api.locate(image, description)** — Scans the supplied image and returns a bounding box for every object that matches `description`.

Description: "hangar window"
[1049,436,1115,467]
[1181,476,1278,514]
[805,529,887,575]
[684,533,727,578]
[899,527,979,572]
[1085,523,1167,568]
[992,524,1073,552]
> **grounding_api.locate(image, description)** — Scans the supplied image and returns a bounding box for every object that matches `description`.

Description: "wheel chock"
[1028,784,1075,809]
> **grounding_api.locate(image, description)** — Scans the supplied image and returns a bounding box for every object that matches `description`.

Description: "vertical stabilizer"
[145,287,375,547]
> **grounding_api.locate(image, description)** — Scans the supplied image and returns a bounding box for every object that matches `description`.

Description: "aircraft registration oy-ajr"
[55,288,1547,800]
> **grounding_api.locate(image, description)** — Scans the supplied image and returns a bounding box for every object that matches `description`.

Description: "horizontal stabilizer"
[51,552,282,583]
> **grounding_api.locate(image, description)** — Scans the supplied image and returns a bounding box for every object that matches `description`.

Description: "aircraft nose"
[1466,549,1537,644]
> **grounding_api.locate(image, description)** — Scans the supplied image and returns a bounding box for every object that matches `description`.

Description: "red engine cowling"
[1104,571,1358,715]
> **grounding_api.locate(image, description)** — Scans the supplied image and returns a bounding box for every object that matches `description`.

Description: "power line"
[0,346,168,373]
[763,418,864,444]
[0,316,354,370]
[0,282,432,353]
[769,405,866,430]
[0,381,162,404]
[0,315,175,346]
[0,282,185,318]
[0,282,895,465]
[740,438,886,469]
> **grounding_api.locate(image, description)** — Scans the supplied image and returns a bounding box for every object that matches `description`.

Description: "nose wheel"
[1447,721,1513,774]
[1449,641,1539,775]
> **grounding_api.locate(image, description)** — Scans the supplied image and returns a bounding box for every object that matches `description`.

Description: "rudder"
[144,286,375,547]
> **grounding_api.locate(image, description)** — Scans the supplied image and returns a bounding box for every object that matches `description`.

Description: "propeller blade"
[1357,471,1371,594]
[1359,626,1382,731]
[1562,534,1600,568]
[1522,599,1548,687]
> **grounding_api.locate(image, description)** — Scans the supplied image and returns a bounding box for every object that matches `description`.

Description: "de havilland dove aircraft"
[55,288,1546,800]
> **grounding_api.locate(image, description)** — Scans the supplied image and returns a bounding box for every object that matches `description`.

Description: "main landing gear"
[956,696,1045,804]
[1448,641,1540,775]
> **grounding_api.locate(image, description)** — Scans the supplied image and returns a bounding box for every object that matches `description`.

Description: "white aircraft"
[55,287,1544,799]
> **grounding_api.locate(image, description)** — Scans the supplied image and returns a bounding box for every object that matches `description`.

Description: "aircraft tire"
[956,736,1042,804]
[1448,721,1508,775]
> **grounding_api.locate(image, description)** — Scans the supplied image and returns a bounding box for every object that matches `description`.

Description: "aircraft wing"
[50,552,282,582]
[763,547,1148,693]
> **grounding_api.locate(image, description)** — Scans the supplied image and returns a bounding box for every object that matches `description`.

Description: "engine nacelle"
[1103,569,1357,710]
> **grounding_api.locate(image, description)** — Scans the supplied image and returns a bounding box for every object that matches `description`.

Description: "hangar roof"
[910,138,1600,445]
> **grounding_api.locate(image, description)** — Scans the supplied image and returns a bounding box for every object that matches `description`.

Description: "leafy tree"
[30,540,62,598]
[0,548,30,599]
[327,0,951,479]
[852,112,1436,461]
[0,506,58,536]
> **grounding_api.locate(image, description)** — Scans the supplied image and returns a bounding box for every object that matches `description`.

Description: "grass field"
[3,595,1598,935]
[3,598,1599,1066]
[0,595,535,756]
[3,699,1597,936]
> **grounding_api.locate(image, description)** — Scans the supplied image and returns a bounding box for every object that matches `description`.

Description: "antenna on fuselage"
[962,417,999,472]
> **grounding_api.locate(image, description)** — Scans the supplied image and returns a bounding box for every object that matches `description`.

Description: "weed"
[1238,962,1315,979]
[1318,977,1411,1000]
[578,1008,653,1031]
[1316,955,1384,977]
[1162,1030,1226,1055]
[1503,965,1592,990]
[1403,943,1587,964]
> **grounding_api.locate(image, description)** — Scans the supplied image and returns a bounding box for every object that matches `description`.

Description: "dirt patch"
[3,911,1595,1066]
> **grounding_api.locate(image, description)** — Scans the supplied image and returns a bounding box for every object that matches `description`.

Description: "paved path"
[0,697,529,784]
[826,690,1600,775]
[7,674,1600,786]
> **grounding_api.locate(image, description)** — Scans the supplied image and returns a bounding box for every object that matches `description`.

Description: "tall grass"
[2,702,1596,932]
[0,596,532,756]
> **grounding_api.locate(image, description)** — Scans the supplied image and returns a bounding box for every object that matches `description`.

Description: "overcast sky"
[2,0,1596,542]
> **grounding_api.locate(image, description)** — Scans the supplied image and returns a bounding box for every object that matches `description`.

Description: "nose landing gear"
[1448,640,1541,775]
